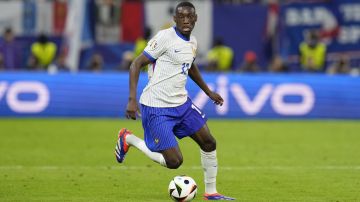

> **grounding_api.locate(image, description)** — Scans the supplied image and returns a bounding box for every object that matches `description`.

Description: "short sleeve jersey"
[139,27,197,108]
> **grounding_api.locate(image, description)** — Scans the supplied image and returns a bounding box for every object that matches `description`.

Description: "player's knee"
[166,157,183,169]
[201,137,216,152]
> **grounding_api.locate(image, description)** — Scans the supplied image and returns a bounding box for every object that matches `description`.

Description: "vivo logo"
[0,81,50,113]
[193,76,315,116]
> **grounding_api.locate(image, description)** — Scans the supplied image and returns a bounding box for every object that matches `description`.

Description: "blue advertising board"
[0,73,359,119]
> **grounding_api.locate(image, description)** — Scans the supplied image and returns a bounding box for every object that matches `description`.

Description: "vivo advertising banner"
[0,73,359,119]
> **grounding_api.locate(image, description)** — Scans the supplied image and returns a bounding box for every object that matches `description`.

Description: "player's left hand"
[126,98,141,120]
[208,91,224,106]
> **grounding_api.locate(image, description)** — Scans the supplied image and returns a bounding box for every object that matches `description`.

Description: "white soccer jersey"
[139,27,197,107]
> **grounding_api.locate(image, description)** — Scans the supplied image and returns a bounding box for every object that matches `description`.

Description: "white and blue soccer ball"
[168,175,197,202]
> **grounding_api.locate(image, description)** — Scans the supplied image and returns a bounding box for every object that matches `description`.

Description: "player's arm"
[126,54,151,120]
[189,63,224,106]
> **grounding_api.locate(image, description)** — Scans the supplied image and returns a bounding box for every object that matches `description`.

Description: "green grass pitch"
[0,119,360,202]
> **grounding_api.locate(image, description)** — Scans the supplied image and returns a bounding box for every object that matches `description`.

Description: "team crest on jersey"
[155,138,159,144]
[192,48,197,57]
[149,40,158,50]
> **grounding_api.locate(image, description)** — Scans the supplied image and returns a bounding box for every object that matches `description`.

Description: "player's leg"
[176,99,235,200]
[115,104,184,169]
[159,146,183,169]
[171,100,218,195]
[115,129,184,169]
[191,125,235,200]
[115,128,167,166]
[190,124,218,194]
[192,129,236,200]
[190,123,216,152]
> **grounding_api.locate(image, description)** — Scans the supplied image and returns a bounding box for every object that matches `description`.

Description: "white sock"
[201,149,218,194]
[126,134,167,167]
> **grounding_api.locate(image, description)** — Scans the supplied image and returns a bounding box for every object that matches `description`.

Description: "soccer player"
[115,2,235,200]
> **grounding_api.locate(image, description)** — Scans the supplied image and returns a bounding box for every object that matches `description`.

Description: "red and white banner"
[121,1,144,42]
[63,0,86,72]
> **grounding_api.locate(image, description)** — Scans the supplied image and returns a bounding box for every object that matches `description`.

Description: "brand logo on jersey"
[174,49,181,53]
[149,40,158,50]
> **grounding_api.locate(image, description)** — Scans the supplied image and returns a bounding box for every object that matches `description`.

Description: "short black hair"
[144,27,152,40]
[175,1,195,13]
[3,27,12,35]
[37,33,48,44]
[214,37,224,46]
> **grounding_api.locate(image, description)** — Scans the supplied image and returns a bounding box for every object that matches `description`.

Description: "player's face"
[174,6,197,36]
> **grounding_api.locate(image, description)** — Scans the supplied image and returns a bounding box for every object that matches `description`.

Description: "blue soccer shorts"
[140,98,207,152]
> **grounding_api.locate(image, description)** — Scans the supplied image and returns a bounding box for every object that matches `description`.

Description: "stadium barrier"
[0,73,359,119]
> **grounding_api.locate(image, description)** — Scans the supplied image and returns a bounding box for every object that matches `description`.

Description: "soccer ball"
[168,175,197,202]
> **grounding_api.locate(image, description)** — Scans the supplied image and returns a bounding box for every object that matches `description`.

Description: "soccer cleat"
[203,193,235,200]
[114,128,131,163]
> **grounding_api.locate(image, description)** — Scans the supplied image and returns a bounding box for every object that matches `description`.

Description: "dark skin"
[126,6,224,169]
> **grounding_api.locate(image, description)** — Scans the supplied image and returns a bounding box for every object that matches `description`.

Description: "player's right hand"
[126,99,141,120]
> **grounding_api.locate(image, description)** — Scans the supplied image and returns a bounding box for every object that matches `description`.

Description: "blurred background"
[0,0,359,119]
[1,2,360,200]
[1,0,360,73]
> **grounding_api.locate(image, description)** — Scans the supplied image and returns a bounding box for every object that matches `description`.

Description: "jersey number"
[181,63,190,75]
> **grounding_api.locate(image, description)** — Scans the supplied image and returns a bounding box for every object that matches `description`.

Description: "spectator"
[299,30,326,72]
[119,27,152,71]
[87,53,103,72]
[327,54,351,75]
[237,51,261,72]
[268,55,289,73]
[28,33,57,70]
[205,37,234,71]
[54,53,70,72]
[0,54,4,70]
[47,53,70,74]
[95,0,120,43]
[0,28,22,71]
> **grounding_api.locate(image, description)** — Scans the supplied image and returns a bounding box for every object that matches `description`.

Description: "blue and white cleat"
[203,193,235,200]
[114,128,131,163]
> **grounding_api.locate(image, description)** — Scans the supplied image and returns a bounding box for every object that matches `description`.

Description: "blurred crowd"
[1,26,358,75]
[0,0,359,75]
[0,28,64,73]
[196,29,358,75]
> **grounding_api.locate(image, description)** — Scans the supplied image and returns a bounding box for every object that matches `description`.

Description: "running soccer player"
[115,1,235,200]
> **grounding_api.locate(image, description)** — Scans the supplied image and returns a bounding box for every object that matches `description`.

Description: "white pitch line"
[1,165,360,170]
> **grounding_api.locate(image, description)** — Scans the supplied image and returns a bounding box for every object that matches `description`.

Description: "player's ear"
[173,15,177,24]
[194,14,198,22]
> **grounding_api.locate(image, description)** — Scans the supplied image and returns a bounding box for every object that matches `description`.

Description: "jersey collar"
[173,26,190,41]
